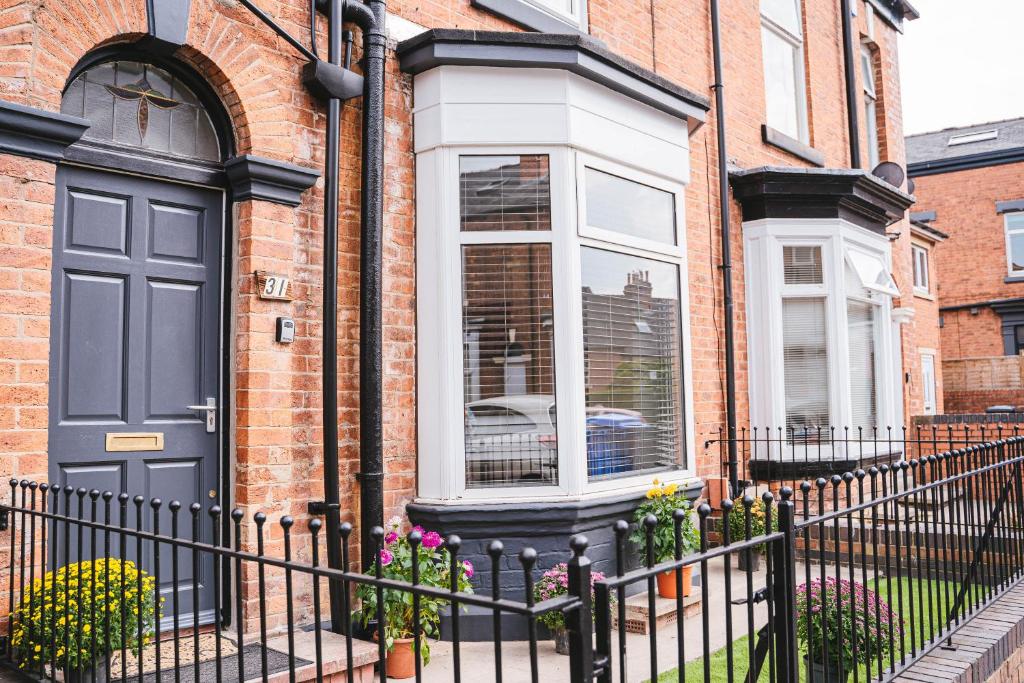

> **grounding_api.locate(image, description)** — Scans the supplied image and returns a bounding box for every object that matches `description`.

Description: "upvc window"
[861,46,880,169]
[761,0,809,142]
[912,244,929,294]
[442,149,691,498]
[1006,213,1024,275]
[745,221,902,444]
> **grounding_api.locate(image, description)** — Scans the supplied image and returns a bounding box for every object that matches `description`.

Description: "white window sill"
[913,288,934,301]
[471,0,586,33]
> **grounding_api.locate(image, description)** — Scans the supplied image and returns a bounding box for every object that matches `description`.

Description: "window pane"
[865,99,880,169]
[462,244,557,488]
[783,246,823,284]
[584,168,676,244]
[847,300,878,432]
[761,0,801,34]
[460,155,551,232]
[913,246,929,290]
[1009,234,1024,272]
[762,27,803,141]
[581,248,683,480]
[860,49,876,98]
[782,298,829,432]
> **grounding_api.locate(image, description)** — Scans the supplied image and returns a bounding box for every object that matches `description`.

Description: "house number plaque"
[255,271,292,301]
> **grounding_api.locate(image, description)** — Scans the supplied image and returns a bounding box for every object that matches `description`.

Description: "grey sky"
[900,0,1024,135]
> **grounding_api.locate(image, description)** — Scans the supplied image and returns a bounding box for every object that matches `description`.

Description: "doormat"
[111,642,311,683]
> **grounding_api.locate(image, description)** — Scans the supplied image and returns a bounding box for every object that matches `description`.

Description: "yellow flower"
[664,483,678,496]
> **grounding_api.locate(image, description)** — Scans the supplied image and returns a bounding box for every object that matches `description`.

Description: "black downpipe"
[840,0,862,168]
[354,0,388,580]
[322,0,345,635]
[709,0,739,497]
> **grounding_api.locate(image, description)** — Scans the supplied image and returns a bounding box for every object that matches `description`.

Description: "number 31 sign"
[255,271,292,301]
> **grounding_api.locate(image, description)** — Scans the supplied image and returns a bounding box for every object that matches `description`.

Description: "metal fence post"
[567,535,594,683]
[772,487,799,682]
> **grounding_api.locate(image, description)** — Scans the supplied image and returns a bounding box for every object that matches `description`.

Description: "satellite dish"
[907,177,916,195]
[872,161,905,189]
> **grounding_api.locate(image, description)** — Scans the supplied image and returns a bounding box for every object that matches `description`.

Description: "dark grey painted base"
[407,478,704,641]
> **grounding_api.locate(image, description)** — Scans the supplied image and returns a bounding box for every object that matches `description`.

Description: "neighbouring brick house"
[0,0,930,637]
[907,118,1024,413]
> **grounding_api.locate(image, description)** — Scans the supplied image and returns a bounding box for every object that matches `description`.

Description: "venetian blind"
[581,248,682,479]
[782,297,830,432]
[459,155,551,232]
[847,299,878,432]
[461,243,557,488]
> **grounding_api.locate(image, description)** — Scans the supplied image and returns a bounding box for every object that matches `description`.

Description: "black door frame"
[60,47,238,625]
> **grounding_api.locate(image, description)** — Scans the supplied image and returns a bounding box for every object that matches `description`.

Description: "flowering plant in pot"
[532,563,611,655]
[796,577,902,682]
[11,558,158,681]
[629,479,699,599]
[727,495,778,572]
[355,517,474,679]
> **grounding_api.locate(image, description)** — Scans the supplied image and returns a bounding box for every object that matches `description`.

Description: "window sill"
[1005,275,1024,284]
[913,289,934,301]
[471,0,586,33]
[761,125,826,167]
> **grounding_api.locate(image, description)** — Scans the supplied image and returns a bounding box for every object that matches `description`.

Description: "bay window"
[745,221,903,451]
[410,54,701,502]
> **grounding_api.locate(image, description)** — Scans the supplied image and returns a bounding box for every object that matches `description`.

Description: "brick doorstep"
[896,582,1024,683]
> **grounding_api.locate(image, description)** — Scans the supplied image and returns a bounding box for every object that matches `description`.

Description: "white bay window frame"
[744,219,903,460]
[414,66,697,502]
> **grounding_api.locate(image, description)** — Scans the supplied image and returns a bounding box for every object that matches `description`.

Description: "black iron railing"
[0,437,1022,682]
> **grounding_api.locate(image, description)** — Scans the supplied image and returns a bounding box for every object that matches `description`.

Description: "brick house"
[0,0,929,635]
[907,119,1024,413]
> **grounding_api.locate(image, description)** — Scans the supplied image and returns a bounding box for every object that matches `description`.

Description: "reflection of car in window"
[463,395,654,486]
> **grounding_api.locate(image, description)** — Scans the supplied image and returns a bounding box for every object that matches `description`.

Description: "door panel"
[49,165,222,622]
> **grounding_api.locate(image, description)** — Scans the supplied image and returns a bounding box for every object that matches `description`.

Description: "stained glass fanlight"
[61,61,221,162]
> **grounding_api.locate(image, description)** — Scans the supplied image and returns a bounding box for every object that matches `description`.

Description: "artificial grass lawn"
[653,577,982,682]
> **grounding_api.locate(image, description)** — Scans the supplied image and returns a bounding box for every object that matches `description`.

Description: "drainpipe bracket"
[308,501,342,516]
[302,60,365,101]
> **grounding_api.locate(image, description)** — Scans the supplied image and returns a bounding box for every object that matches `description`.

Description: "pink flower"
[422,531,443,548]
[384,531,398,545]
[379,548,394,566]
[462,560,474,578]
[412,525,425,534]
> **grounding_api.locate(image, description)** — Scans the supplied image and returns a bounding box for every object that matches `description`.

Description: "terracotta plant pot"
[655,565,693,599]
[383,637,418,680]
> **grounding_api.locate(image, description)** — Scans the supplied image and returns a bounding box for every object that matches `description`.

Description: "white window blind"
[459,155,551,232]
[462,244,557,488]
[783,245,823,284]
[847,299,878,432]
[782,297,830,432]
[581,248,683,480]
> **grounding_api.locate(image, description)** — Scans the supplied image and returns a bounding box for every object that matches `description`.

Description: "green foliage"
[354,518,473,665]
[629,480,700,564]
[531,563,610,631]
[11,558,159,672]
[726,495,778,555]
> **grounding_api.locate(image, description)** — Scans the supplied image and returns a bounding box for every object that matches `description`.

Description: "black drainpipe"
[709,0,739,497]
[840,0,862,168]
[237,0,385,635]
[355,0,387,577]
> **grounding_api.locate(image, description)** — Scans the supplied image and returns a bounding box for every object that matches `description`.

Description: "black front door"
[48,165,223,622]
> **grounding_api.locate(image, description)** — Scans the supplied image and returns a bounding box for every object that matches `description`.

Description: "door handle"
[187,398,217,433]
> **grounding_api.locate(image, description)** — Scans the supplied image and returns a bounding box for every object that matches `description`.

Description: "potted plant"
[11,557,158,681]
[728,495,778,572]
[532,563,609,655]
[629,479,699,599]
[355,518,473,679]
[796,577,902,682]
